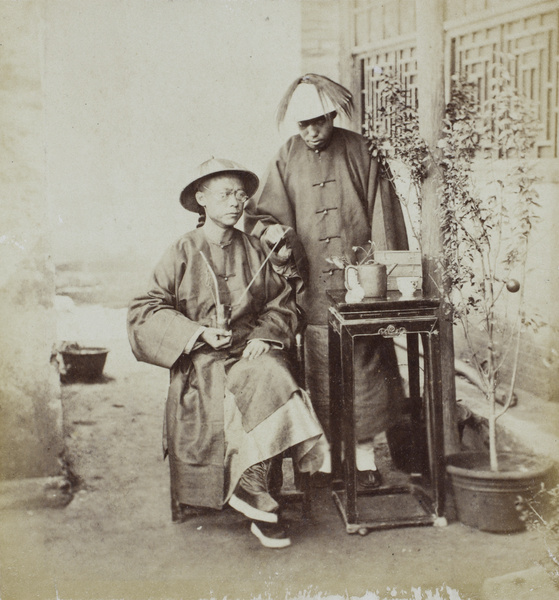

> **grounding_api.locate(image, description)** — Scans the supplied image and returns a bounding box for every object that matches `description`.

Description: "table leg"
[407,333,420,400]
[406,332,421,424]
[422,331,445,518]
[328,319,343,483]
[406,333,425,476]
[341,326,357,523]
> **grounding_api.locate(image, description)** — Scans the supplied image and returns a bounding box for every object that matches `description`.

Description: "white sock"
[356,441,377,471]
[319,444,378,472]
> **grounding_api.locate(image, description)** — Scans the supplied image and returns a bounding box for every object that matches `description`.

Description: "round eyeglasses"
[202,186,250,205]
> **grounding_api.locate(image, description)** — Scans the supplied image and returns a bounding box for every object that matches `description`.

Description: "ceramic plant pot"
[446,451,555,533]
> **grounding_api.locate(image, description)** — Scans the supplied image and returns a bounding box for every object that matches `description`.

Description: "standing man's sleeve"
[245,153,309,285]
[245,154,296,238]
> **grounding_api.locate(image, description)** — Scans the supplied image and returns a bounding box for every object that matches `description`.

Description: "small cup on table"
[397,276,421,298]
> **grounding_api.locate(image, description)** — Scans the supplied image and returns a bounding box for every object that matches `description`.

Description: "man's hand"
[262,223,287,246]
[262,224,292,262]
[242,339,271,360]
[201,327,232,350]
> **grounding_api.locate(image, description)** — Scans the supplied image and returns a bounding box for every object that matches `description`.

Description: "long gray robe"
[127,228,324,510]
[245,128,408,441]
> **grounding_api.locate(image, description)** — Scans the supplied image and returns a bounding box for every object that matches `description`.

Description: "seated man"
[127,158,326,549]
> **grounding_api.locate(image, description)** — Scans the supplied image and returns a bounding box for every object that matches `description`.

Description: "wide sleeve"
[244,148,296,238]
[244,145,309,286]
[127,244,203,369]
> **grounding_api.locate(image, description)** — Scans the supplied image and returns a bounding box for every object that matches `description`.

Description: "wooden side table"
[327,290,447,534]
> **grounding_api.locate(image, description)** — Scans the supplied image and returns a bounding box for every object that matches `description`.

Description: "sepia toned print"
[1,1,557,599]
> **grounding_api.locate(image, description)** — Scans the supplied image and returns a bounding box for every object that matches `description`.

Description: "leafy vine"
[364,72,429,249]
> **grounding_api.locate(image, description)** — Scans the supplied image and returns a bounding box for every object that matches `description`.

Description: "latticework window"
[351,0,559,157]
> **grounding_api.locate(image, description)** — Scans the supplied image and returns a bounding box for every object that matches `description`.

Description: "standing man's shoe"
[357,469,383,489]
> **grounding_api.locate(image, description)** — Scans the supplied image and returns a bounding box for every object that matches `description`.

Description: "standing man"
[245,74,409,488]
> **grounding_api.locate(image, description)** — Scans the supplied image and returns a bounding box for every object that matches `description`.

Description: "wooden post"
[415,0,460,453]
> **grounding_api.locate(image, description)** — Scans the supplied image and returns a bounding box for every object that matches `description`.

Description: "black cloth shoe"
[357,469,383,489]
[229,460,279,523]
[250,521,291,549]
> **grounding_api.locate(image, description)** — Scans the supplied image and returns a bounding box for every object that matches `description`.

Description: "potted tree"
[366,63,555,532]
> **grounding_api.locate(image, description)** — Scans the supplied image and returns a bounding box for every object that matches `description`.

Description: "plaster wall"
[453,173,559,401]
[301,0,342,82]
[0,1,63,480]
